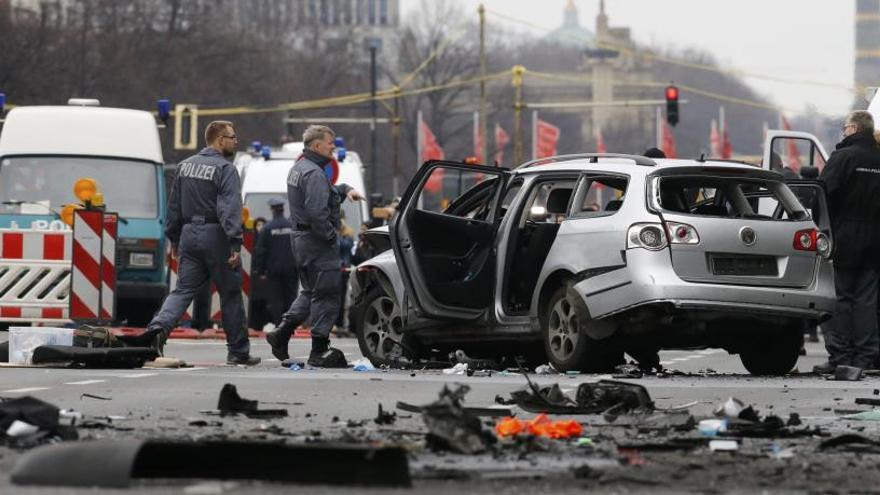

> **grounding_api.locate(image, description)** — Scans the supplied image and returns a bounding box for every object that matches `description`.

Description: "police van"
[0,98,169,325]
[238,139,368,230]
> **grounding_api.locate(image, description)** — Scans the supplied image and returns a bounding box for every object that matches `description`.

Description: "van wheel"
[353,285,410,367]
[542,287,621,373]
[739,327,803,376]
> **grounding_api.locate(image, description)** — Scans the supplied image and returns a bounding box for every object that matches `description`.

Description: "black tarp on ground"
[30,345,157,368]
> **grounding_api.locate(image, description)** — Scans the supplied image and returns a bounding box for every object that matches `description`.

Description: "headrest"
[546,189,572,214]
[605,199,623,211]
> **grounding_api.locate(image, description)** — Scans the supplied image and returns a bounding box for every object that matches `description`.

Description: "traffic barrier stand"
[0,226,71,323]
[69,210,117,325]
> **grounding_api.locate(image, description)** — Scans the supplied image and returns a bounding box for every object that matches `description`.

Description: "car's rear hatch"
[648,166,822,288]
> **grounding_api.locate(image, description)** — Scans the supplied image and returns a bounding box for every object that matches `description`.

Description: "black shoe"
[227,354,261,366]
[813,361,836,374]
[151,331,167,358]
[265,330,290,361]
[307,347,347,368]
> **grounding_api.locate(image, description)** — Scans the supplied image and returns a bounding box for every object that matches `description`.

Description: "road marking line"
[171,367,207,372]
[118,373,159,378]
[659,361,674,365]
[63,380,107,385]
[3,387,51,393]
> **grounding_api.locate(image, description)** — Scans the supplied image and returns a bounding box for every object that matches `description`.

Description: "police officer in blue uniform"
[266,125,363,367]
[254,198,298,326]
[140,121,260,366]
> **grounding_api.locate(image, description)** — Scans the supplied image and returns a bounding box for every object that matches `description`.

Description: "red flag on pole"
[494,123,510,165]
[535,117,560,159]
[710,119,721,157]
[660,121,677,159]
[719,108,732,159]
[595,126,607,154]
[419,116,445,193]
[780,115,802,171]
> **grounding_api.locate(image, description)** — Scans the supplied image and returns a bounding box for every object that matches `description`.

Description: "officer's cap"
[267,198,285,208]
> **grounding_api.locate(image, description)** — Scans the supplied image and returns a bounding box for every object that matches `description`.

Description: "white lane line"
[118,373,159,378]
[669,357,692,362]
[659,361,674,366]
[170,367,207,372]
[3,387,51,393]
[63,380,107,385]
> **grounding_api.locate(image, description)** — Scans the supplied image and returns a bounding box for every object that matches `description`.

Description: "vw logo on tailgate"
[739,227,757,246]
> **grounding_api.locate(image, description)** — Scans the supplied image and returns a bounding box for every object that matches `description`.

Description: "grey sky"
[403,0,855,117]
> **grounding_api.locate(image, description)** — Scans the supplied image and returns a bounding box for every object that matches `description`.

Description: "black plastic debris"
[31,345,157,369]
[503,378,654,415]
[12,439,411,488]
[0,396,77,448]
[612,363,644,379]
[818,434,880,454]
[855,398,880,406]
[420,385,495,454]
[216,384,288,418]
[397,401,514,418]
[374,404,397,425]
[0,340,9,363]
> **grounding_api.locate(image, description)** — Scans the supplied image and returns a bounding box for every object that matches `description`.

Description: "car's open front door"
[391,161,510,320]
[762,130,829,174]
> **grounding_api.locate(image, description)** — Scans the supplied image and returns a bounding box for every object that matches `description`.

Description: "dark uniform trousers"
[151,221,250,357]
[280,231,342,340]
[267,273,298,326]
[825,267,880,369]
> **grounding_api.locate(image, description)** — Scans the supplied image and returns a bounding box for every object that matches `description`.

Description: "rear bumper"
[116,281,167,303]
[574,248,836,321]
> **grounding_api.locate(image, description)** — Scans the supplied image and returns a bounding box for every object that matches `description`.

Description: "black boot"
[307,337,331,367]
[266,318,297,361]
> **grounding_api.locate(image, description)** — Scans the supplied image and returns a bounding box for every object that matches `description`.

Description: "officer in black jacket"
[140,121,260,366]
[816,110,880,372]
[265,125,364,367]
[254,198,298,326]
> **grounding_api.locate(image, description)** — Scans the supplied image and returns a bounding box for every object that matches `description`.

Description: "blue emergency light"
[335,137,346,162]
[0,93,5,114]
[251,141,263,153]
[157,98,170,123]
[261,146,271,159]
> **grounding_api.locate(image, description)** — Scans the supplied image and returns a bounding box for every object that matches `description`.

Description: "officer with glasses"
[134,120,260,366]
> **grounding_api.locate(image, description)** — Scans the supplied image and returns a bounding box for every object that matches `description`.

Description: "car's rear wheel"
[738,326,803,376]
[353,285,409,367]
[542,287,621,373]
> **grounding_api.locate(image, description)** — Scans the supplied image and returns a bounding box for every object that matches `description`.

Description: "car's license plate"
[711,255,778,276]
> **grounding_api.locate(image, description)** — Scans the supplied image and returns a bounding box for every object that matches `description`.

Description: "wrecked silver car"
[350,154,836,375]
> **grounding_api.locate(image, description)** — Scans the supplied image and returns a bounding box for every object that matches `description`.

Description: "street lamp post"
[368,38,380,196]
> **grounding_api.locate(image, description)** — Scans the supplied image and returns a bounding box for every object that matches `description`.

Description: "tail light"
[664,221,700,245]
[793,229,818,251]
[627,223,668,251]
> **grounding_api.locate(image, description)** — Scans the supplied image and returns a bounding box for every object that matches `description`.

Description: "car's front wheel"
[353,285,408,367]
[541,287,622,373]
[738,326,803,376]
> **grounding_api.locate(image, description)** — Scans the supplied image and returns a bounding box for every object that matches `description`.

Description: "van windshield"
[0,156,159,218]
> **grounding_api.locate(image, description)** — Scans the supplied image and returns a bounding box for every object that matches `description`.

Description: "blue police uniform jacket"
[286,149,352,245]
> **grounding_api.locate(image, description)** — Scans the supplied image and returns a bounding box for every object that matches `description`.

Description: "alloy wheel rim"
[363,296,403,360]
[548,297,579,361]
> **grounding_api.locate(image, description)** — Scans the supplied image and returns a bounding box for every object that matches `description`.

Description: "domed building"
[544,0,596,48]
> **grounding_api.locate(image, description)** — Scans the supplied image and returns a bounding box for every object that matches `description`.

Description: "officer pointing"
[266,125,364,367]
[138,120,260,366]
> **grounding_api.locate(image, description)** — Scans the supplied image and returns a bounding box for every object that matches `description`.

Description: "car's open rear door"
[762,130,829,173]
[391,160,510,321]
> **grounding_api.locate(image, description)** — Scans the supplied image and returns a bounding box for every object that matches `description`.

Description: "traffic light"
[665,85,679,127]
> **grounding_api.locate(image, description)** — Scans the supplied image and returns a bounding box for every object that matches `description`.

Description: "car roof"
[514,155,776,178]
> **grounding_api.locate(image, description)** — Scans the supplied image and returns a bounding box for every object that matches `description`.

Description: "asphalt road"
[3,335,880,494]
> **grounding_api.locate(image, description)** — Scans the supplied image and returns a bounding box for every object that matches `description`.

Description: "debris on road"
[419,385,495,454]
[495,413,583,439]
[351,358,375,372]
[854,398,880,406]
[374,404,397,425]
[709,439,738,452]
[830,365,863,381]
[11,439,411,488]
[0,396,77,448]
[840,409,880,421]
[442,363,468,375]
[534,363,557,375]
[501,377,654,415]
[216,384,288,419]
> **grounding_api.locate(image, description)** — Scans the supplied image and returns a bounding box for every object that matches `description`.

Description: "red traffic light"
[665,85,679,101]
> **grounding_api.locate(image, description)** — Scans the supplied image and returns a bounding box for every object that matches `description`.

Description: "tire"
[352,285,409,367]
[541,286,622,373]
[739,327,804,376]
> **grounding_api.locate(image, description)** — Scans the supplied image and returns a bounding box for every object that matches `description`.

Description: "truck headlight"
[128,252,155,268]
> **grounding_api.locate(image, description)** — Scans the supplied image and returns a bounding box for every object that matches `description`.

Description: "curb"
[114,327,313,340]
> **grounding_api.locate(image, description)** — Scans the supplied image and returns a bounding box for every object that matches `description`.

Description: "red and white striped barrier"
[100,214,117,321]
[69,210,117,324]
[0,227,72,322]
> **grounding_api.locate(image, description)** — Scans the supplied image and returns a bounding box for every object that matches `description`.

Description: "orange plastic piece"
[495,413,583,439]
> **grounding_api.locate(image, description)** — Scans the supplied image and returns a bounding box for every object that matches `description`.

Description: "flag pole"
[532,110,537,160]
[656,106,662,149]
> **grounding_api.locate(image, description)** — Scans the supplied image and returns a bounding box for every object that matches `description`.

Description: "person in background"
[254,200,298,327]
[334,218,355,334]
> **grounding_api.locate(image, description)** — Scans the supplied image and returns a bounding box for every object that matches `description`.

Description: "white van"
[239,141,369,229]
